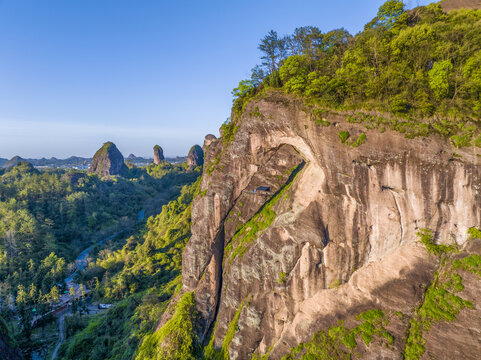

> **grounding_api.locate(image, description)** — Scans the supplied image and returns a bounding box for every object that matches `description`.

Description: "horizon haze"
[0,0,430,159]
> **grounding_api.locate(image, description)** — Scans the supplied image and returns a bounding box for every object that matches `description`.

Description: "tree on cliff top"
[375,0,406,29]
[258,30,287,73]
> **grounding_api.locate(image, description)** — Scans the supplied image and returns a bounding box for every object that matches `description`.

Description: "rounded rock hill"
[88,141,128,177]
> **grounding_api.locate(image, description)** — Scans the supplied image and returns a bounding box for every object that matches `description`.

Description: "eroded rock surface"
[203,134,217,150]
[161,93,481,359]
[88,141,128,177]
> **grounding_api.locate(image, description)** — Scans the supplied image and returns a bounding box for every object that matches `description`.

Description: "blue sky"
[0,0,432,158]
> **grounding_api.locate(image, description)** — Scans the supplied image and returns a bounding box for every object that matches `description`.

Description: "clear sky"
[0,0,432,159]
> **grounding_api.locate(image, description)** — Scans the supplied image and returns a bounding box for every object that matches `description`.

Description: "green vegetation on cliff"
[204,297,248,360]
[404,228,481,360]
[281,309,394,359]
[232,0,481,147]
[225,163,304,262]
[136,292,201,360]
[0,160,198,358]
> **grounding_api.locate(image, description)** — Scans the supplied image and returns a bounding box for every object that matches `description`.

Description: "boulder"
[203,134,217,149]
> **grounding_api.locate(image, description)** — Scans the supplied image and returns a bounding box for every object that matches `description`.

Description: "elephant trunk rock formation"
[162,93,481,359]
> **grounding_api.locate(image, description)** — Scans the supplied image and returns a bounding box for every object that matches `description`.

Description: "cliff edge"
[160,92,481,359]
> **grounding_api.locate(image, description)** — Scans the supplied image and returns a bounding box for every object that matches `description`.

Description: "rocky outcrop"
[203,134,217,149]
[160,92,481,359]
[186,145,204,169]
[88,142,128,177]
[2,156,27,169]
[440,0,481,11]
[153,145,165,164]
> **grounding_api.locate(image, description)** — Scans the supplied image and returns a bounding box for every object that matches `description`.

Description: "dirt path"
[51,313,65,360]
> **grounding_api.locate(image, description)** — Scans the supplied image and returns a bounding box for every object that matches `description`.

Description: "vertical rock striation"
[159,92,481,359]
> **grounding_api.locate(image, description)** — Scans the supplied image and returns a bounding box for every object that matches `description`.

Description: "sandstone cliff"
[88,142,128,177]
[161,92,481,359]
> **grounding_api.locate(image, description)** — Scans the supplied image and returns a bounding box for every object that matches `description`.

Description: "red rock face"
[159,93,481,359]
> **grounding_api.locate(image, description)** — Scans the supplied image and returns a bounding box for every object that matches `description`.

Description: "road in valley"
[49,233,118,360]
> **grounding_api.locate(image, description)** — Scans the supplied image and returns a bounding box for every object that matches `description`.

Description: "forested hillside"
[0,160,199,358]
[232,0,481,147]
[57,178,200,360]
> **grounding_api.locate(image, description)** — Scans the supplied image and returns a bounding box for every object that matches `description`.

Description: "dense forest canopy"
[57,178,200,360]
[0,160,200,358]
[233,0,481,148]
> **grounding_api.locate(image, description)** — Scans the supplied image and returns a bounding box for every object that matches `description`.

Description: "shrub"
[136,292,201,360]
[351,133,367,147]
[417,228,456,256]
[338,131,350,144]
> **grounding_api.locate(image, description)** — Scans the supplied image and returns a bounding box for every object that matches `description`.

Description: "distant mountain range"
[0,155,187,169]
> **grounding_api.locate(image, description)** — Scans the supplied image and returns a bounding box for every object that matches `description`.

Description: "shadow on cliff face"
[159,92,481,359]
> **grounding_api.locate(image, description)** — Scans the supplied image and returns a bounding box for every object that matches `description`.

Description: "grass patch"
[468,227,481,239]
[227,163,304,262]
[338,131,350,144]
[351,133,367,147]
[417,228,456,256]
[453,254,481,277]
[206,154,222,176]
[404,268,473,360]
[277,272,287,284]
[343,111,481,146]
[310,108,331,127]
[136,291,201,360]
[204,298,248,360]
[328,279,341,289]
[338,130,367,147]
[281,309,393,359]
[403,228,481,360]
